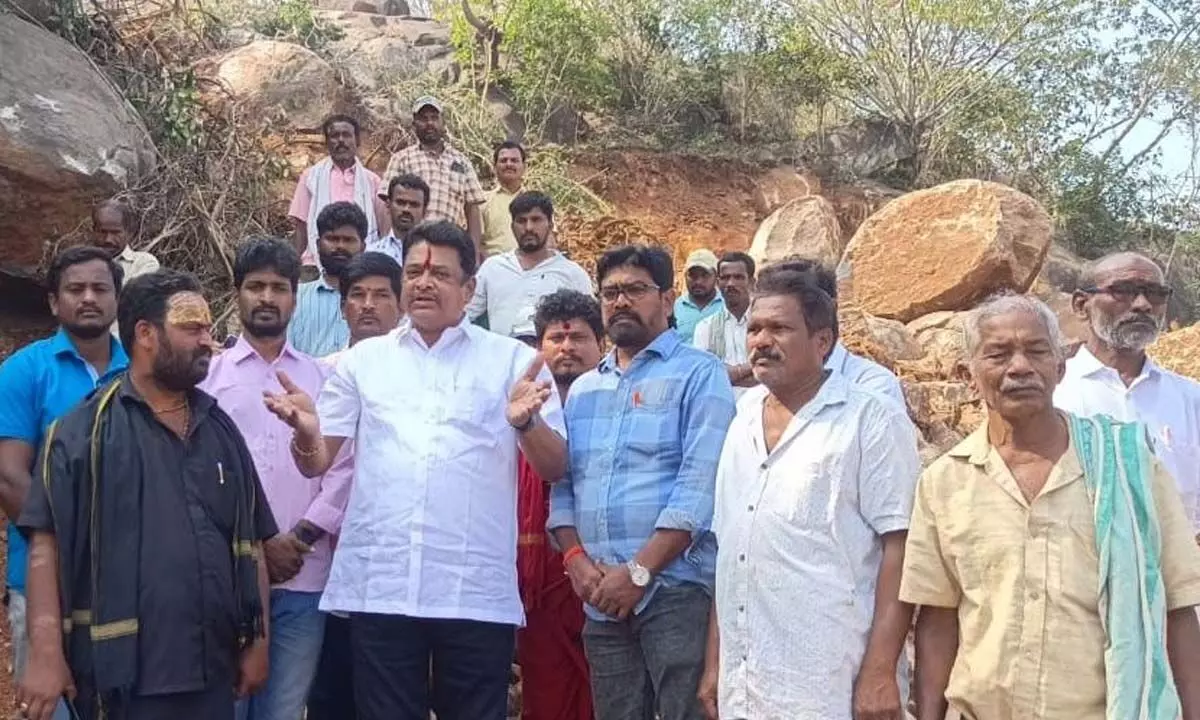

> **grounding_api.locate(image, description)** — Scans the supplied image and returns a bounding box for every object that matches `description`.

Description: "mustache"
[750,349,781,363]
[252,305,279,314]
[1117,312,1158,327]
[1000,379,1043,393]
[608,312,642,326]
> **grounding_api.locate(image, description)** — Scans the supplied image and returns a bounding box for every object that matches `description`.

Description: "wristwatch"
[626,559,652,588]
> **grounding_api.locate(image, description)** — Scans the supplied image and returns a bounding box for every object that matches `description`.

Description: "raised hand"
[263,371,319,438]
[507,354,552,429]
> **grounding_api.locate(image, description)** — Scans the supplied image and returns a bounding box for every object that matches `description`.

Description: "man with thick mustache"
[19,270,276,720]
[289,114,389,265]
[1054,251,1200,531]
[699,265,919,720]
[902,293,1200,720]
[467,191,592,337]
[288,202,367,357]
[201,239,352,720]
[549,245,735,720]
[0,248,128,720]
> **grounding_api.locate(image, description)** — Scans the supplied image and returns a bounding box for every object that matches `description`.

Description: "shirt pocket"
[632,378,682,412]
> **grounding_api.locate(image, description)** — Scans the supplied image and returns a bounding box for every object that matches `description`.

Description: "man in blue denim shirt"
[0,247,127,696]
[549,244,735,720]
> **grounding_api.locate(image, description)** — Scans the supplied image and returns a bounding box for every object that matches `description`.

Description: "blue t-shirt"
[672,293,724,345]
[0,329,128,594]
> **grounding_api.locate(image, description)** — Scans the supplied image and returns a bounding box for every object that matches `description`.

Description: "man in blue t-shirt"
[0,246,128,683]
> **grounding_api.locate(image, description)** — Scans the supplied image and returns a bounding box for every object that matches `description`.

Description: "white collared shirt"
[366,231,405,265]
[1054,346,1200,528]
[713,377,919,719]
[466,250,594,337]
[693,309,749,364]
[315,317,565,624]
[825,342,906,409]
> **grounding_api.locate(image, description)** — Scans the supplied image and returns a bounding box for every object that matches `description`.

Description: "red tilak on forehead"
[562,321,572,331]
[422,247,433,272]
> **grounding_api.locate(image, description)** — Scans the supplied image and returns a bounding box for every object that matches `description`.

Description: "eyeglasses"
[1079,281,1172,305]
[599,282,659,303]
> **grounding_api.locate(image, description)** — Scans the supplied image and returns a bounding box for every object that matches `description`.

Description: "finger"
[276,370,302,394]
[522,353,546,382]
[65,680,77,701]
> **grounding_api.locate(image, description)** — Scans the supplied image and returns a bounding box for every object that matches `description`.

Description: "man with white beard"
[1054,251,1200,530]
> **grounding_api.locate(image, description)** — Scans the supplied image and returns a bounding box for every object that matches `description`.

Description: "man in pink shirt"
[289,115,390,268]
[200,237,352,720]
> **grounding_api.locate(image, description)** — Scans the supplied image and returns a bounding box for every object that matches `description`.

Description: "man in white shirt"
[91,199,160,337]
[1054,251,1200,527]
[264,220,566,720]
[700,263,920,720]
[693,252,756,394]
[467,191,593,336]
[366,174,428,265]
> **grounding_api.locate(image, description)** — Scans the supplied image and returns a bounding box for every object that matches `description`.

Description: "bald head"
[92,199,131,258]
[1080,252,1164,289]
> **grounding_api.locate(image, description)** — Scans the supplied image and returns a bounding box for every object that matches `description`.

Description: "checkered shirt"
[383,143,485,226]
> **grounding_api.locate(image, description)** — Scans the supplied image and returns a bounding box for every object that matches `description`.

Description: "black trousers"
[307,613,356,720]
[350,613,515,720]
[76,683,234,720]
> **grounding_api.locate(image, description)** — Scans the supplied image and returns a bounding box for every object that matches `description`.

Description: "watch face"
[630,564,651,587]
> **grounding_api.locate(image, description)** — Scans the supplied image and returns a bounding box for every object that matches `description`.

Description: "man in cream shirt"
[480,141,527,257]
[1054,251,1200,528]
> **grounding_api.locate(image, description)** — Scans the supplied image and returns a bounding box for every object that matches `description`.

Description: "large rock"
[1150,324,1200,381]
[839,305,924,367]
[824,180,903,241]
[748,195,844,269]
[905,311,967,377]
[750,166,820,217]
[837,180,1053,323]
[801,120,917,179]
[0,15,156,276]
[1036,242,1087,293]
[320,11,456,93]
[196,40,355,131]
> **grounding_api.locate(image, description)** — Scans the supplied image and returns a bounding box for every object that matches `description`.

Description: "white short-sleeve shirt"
[465,251,594,337]
[1054,346,1200,528]
[713,375,920,719]
[316,317,565,625]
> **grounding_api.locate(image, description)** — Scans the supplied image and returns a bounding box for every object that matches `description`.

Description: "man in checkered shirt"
[384,96,486,259]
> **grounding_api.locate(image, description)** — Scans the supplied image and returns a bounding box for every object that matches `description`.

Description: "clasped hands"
[564,554,646,620]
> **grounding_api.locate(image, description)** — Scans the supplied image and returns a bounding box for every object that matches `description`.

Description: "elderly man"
[91,199,159,281]
[264,221,566,720]
[699,264,919,720]
[1054,251,1200,529]
[901,293,1200,720]
[549,245,736,720]
[289,115,389,265]
[384,96,486,257]
[481,141,528,257]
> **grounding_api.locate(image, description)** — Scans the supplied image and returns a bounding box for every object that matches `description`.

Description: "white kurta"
[713,376,920,719]
[1054,346,1200,528]
[316,318,565,625]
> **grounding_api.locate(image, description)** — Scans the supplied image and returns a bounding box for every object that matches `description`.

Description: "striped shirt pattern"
[287,278,350,358]
[383,144,486,227]
[548,330,737,621]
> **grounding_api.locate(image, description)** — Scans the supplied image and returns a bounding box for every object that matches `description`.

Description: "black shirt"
[20,382,277,696]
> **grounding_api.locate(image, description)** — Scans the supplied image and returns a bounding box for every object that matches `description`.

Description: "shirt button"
[747,505,754,512]
[1029,590,1040,601]
[738,553,746,562]
[738,605,745,613]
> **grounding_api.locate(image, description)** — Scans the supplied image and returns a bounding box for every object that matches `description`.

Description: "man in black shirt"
[18,270,276,720]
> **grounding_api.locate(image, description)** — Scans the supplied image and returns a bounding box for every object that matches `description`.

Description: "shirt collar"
[396,314,472,351]
[118,245,135,262]
[597,329,681,374]
[825,342,849,372]
[49,327,130,370]
[1071,344,1160,381]
[316,275,339,293]
[228,335,300,365]
[946,413,1084,495]
[116,375,215,415]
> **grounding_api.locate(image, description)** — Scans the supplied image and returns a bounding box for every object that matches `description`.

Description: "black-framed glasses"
[599,282,659,303]
[1079,281,1172,305]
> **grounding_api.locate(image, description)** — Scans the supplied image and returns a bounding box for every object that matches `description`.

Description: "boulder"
[801,119,917,180]
[824,180,903,242]
[905,311,967,378]
[840,305,923,367]
[0,14,157,276]
[1150,324,1200,381]
[317,0,410,14]
[837,180,1053,323]
[750,167,820,217]
[195,40,355,131]
[7,0,53,22]
[748,195,844,269]
[1036,242,1087,293]
[903,380,980,435]
[319,11,456,93]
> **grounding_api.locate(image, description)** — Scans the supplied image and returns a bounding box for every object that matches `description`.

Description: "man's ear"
[1070,291,1089,320]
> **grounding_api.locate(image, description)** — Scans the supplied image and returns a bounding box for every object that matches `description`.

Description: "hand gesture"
[507,354,552,429]
[852,665,902,720]
[18,648,75,720]
[263,371,319,438]
[263,532,310,584]
[589,563,646,620]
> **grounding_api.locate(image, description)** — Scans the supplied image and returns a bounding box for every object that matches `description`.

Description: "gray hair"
[963,293,1066,360]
